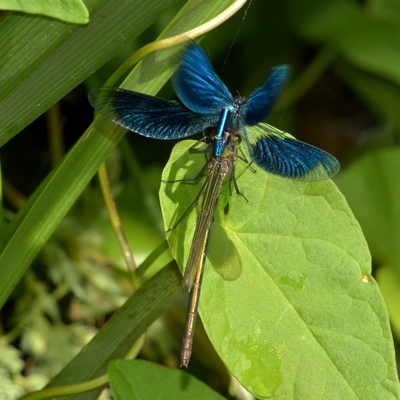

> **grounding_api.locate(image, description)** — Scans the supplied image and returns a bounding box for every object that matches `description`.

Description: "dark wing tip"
[248,130,340,181]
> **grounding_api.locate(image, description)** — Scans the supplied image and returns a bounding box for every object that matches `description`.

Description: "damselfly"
[88,42,340,366]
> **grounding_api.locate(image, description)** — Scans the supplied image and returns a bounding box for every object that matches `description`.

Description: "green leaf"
[0,0,181,146]
[0,0,236,310]
[0,0,89,24]
[333,60,400,133]
[45,264,182,400]
[335,147,400,347]
[285,0,400,86]
[368,0,400,24]
[109,359,225,400]
[335,147,400,271]
[0,339,24,374]
[160,140,400,399]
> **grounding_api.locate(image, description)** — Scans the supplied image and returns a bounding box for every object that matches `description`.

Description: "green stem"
[106,0,248,85]
[19,374,109,400]
[136,240,170,278]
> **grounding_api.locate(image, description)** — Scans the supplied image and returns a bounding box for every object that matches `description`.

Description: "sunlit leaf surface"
[160,140,399,399]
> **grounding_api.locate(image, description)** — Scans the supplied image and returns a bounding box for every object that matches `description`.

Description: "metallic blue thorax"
[212,108,231,157]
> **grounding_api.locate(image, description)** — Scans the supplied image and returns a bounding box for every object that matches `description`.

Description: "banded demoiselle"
[88,42,340,366]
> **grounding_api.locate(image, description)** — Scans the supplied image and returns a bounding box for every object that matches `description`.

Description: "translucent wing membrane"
[244,124,340,181]
[89,87,217,139]
[243,65,289,125]
[172,43,233,114]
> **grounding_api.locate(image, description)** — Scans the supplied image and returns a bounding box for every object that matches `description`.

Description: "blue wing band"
[244,124,340,181]
[242,65,289,126]
[172,43,233,114]
[88,87,217,140]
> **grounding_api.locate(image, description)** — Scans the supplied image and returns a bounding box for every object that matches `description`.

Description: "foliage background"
[1,0,400,398]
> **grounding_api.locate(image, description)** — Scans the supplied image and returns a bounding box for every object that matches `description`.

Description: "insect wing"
[242,65,289,125]
[88,87,217,140]
[172,43,233,115]
[244,123,340,181]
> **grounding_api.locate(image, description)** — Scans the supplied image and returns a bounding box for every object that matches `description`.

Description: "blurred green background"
[1,0,400,398]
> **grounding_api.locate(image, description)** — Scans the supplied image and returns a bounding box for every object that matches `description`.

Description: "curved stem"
[19,374,108,400]
[19,336,146,400]
[106,0,247,85]
[98,163,137,279]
